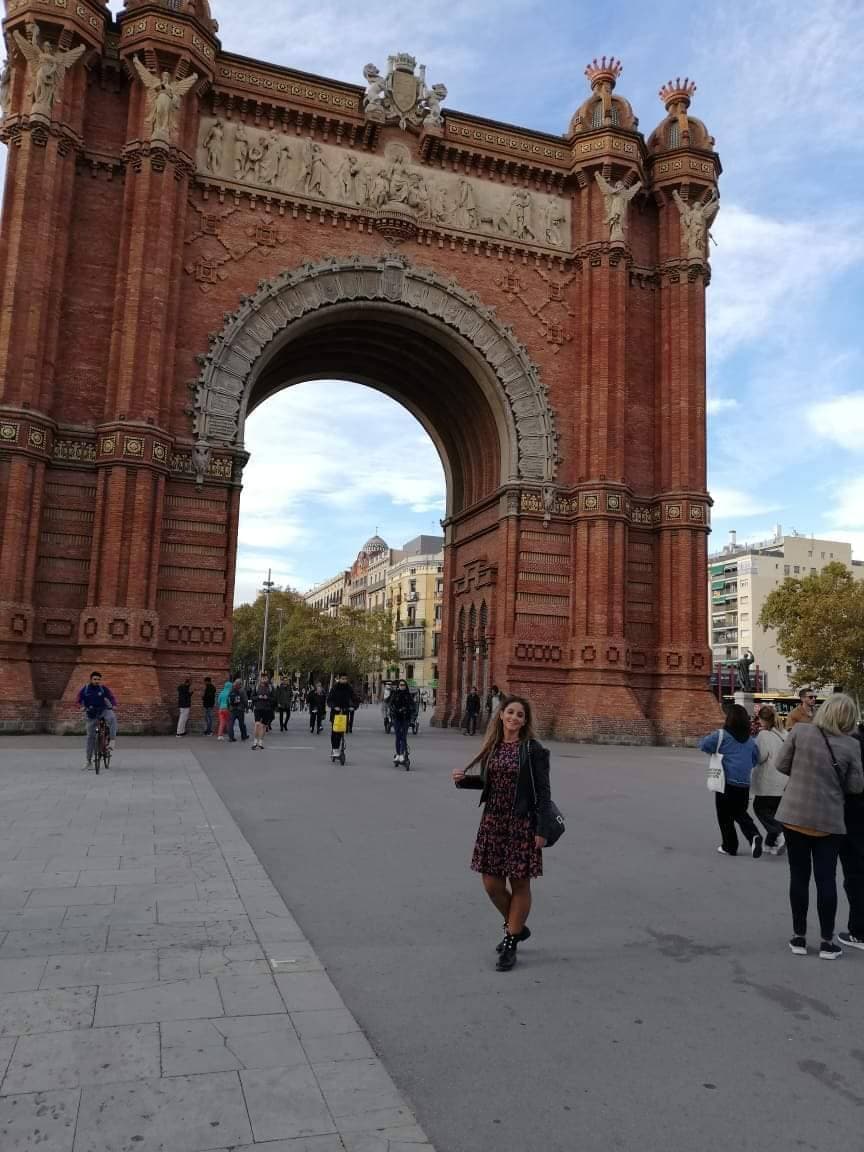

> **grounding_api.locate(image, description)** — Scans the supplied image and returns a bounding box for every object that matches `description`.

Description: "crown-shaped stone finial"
[659,77,697,110]
[585,56,623,90]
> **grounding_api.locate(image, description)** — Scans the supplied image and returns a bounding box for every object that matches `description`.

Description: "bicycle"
[93,716,112,775]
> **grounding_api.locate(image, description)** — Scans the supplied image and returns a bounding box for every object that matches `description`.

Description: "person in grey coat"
[775,693,864,959]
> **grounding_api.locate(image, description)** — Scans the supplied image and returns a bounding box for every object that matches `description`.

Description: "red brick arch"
[0,4,722,741]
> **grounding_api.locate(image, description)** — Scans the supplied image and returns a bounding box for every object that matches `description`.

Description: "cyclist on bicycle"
[389,679,413,765]
[327,674,354,761]
[77,671,118,770]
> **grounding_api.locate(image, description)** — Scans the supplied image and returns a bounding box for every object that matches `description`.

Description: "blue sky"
[90,5,864,596]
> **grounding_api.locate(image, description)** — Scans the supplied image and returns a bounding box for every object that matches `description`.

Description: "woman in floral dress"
[452,695,552,971]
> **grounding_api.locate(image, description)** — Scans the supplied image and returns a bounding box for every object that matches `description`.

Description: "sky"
[49,4,864,599]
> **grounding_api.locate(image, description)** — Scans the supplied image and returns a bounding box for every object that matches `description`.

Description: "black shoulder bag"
[818,728,849,792]
[528,742,566,848]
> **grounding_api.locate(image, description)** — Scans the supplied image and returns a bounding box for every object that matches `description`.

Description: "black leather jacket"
[456,738,551,819]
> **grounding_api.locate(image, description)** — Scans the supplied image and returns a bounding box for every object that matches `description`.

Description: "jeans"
[278,708,290,731]
[229,710,247,741]
[394,717,409,757]
[203,707,214,735]
[465,712,478,735]
[753,796,784,847]
[86,710,117,761]
[840,796,864,938]
[785,829,841,939]
[177,707,190,736]
[714,785,760,854]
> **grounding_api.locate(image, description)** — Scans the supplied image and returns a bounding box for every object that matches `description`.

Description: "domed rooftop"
[124,0,219,33]
[569,57,638,136]
[647,78,714,154]
[362,534,389,556]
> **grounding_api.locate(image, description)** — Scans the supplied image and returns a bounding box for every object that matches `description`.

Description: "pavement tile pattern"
[0,750,434,1152]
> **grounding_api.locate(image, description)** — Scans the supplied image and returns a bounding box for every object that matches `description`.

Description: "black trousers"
[229,710,247,741]
[278,708,290,731]
[753,796,785,847]
[714,786,760,854]
[840,797,864,938]
[309,711,322,733]
[785,829,841,940]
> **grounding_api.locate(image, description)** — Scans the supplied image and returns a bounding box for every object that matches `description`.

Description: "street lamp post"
[260,569,275,675]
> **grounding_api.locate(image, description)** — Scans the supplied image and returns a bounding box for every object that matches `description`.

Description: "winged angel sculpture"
[13,23,85,119]
[132,57,198,144]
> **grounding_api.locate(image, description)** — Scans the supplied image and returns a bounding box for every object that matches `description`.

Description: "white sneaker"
[775,832,785,852]
[838,932,864,951]
[109,740,116,751]
[217,736,224,741]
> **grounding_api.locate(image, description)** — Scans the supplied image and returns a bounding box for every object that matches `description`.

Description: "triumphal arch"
[0,0,722,741]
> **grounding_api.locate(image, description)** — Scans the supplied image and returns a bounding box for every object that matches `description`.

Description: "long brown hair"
[466,695,535,772]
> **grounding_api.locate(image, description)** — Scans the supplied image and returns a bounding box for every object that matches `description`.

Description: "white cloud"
[707,396,738,415]
[807,393,864,452]
[708,204,864,363]
[711,487,781,520]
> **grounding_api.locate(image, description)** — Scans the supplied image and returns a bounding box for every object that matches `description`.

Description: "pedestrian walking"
[176,678,193,737]
[388,679,412,765]
[307,682,326,734]
[216,677,233,740]
[464,686,481,735]
[486,684,502,725]
[775,693,864,958]
[753,706,788,854]
[452,695,555,972]
[276,675,292,731]
[786,687,817,730]
[699,704,762,858]
[839,722,864,951]
[251,674,276,750]
[228,678,249,742]
[202,677,216,736]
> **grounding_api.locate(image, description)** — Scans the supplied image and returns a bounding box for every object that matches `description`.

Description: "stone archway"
[193,256,559,491]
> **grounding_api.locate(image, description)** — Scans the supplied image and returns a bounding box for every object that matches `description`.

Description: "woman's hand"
[451,769,466,786]
[535,835,546,849]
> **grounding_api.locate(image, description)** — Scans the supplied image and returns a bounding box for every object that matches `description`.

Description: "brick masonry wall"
[0,21,722,743]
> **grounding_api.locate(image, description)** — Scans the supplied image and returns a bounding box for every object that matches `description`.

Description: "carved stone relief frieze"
[195,120,570,252]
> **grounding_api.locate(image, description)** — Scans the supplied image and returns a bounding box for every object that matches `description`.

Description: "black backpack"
[228,690,242,709]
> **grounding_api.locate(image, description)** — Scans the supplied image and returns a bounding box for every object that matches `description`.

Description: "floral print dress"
[470,741,542,879]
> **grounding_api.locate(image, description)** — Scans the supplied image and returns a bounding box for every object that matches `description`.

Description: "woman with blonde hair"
[775,693,864,958]
[452,695,554,971]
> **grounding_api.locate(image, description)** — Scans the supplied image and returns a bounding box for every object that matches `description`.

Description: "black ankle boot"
[496,933,518,971]
[496,926,531,953]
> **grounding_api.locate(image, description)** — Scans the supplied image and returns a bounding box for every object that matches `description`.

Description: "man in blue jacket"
[77,671,118,770]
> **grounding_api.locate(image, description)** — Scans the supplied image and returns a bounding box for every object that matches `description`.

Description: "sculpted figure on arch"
[672,188,719,260]
[132,56,199,144]
[595,172,641,244]
[13,22,85,119]
[203,118,224,174]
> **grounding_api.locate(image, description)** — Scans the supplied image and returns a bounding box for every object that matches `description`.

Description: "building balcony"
[396,627,425,660]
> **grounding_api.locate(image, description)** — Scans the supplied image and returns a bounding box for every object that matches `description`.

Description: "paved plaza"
[0,715,861,1151]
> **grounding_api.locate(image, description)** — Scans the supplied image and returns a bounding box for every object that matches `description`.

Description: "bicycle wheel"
[339,739,346,766]
[94,743,101,775]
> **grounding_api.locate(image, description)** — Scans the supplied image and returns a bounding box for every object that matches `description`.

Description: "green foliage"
[759,562,864,699]
[231,588,397,684]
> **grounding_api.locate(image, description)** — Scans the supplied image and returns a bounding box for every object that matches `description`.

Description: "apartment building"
[709,528,864,692]
[304,533,445,693]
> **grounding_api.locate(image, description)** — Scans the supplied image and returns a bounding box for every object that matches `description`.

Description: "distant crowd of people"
[700,686,864,959]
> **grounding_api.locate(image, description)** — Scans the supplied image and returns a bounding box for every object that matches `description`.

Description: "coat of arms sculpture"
[362,53,447,131]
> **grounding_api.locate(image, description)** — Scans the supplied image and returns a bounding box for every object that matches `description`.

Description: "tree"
[231,590,397,686]
[759,562,864,700]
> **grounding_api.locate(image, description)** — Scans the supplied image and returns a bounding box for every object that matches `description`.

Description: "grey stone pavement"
[2,711,863,1152]
[0,732,430,1152]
